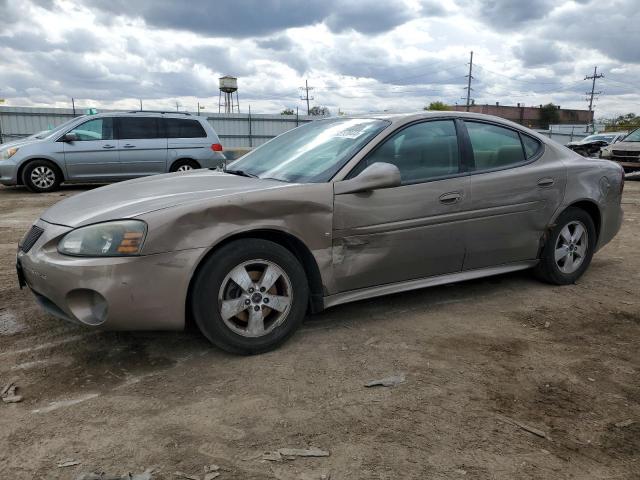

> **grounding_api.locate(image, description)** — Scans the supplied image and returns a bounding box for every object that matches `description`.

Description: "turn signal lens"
[211,143,223,151]
[116,231,144,254]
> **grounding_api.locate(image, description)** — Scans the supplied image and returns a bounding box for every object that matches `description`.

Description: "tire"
[22,160,61,193]
[191,239,309,354]
[534,207,597,285]
[170,159,199,172]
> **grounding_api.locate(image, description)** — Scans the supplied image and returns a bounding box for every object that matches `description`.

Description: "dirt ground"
[0,181,639,480]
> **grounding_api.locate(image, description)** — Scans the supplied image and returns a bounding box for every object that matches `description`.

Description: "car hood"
[0,136,43,150]
[606,141,640,151]
[41,170,290,228]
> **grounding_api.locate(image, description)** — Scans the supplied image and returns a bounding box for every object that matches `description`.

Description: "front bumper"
[0,160,19,185]
[17,219,205,330]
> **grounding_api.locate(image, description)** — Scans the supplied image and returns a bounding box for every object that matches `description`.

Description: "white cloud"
[0,0,637,118]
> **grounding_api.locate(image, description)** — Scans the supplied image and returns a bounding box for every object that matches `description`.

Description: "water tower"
[218,75,240,113]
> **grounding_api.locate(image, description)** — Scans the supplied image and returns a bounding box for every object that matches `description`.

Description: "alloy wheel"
[30,166,56,189]
[177,164,194,172]
[218,259,293,338]
[554,220,588,274]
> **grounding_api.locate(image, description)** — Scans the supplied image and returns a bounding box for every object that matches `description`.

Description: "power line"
[299,79,314,115]
[585,66,604,115]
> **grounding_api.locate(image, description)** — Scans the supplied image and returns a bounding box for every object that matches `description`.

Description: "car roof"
[89,111,202,120]
[338,110,540,133]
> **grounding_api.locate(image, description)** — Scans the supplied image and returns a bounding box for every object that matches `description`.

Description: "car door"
[332,119,470,292]
[62,117,120,179]
[461,120,566,270]
[116,116,168,176]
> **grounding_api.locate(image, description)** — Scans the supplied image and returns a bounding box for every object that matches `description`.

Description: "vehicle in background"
[0,111,225,192]
[600,128,640,173]
[16,112,624,354]
[565,132,627,157]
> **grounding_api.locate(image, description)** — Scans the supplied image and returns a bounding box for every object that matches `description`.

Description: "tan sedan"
[17,112,624,354]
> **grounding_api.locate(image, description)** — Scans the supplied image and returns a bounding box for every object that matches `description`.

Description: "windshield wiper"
[223,168,258,178]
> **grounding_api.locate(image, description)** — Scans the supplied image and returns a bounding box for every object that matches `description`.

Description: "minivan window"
[68,118,114,141]
[118,117,160,140]
[351,120,460,184]
[465,121,526,170]
[165,118,207,138]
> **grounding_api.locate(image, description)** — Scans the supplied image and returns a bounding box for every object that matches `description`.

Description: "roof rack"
[127,110,192,115]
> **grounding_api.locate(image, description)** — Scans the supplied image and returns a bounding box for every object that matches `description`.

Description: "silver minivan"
[0,111,226,192]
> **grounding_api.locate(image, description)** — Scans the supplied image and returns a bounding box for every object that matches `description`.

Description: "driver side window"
[68,118,114,141]
[350,120,460,184]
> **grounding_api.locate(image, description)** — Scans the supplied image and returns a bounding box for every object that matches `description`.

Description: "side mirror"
[335,162,401,195]
[61,133,78,143]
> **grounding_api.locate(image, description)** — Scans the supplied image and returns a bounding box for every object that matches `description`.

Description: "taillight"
[211,143,223,152]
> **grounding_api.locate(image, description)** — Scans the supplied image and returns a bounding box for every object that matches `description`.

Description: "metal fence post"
[248,105,253,148]
[296,107,299,127]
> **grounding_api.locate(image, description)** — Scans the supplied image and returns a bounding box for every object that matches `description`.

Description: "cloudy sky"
[0,0,638,118]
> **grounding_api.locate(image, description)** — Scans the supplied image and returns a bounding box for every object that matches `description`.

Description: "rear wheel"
[170,159,199,172]
[191,239,309,354]
[534,207,596,285]
[22,160,61,193]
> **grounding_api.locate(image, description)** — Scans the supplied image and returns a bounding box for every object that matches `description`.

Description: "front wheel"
[191,239,309,354]
[534,207,596,285]
[22,160,61,193]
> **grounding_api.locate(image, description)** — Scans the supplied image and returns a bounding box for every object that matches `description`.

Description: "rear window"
[117,117,161,139]
[165,118,207,138]
[521,134,542,159]
[465,121,526,171]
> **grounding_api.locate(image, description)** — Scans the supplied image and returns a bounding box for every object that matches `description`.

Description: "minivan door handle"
[102,144,115,149]
[122,144,136,149]
[537,177,555,187]
[439,192,462,204]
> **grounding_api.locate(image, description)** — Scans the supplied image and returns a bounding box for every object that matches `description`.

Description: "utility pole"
[585,66,604,118]
[197,102,204,116]
[71,97,76,115]
[299,79,314,115]
[139,99,142,111]
[464,51,474,112]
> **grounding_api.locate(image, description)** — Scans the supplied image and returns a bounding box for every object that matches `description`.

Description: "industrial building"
[451,103,593,129]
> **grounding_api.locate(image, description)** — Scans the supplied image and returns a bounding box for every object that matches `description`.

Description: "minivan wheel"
[22,160,61,193]
[170,159,199,172]
[534,207,596,285]
[191,239,309,354]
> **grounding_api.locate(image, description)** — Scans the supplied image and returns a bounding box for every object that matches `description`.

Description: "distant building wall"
[0,106,315,146]
[451,104,593,129]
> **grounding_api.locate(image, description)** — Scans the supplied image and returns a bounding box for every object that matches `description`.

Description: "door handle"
[102,144,115,149]
[537,177,555,187]
[122,144,136,148]
[439,192,462,204]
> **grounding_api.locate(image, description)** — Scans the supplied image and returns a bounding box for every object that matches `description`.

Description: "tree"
[603,113,640,129]
[539,103,560,128]
[424,101,449,111]
[280,108,295,115]
[309,106,330,116]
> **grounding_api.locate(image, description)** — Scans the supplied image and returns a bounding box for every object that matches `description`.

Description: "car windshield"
[34,116,87,139]
[623,129,640,142]
[226,118,390,183]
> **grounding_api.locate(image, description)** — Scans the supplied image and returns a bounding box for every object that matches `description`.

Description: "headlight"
[1,147,19,160]
[58,220,147,257]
